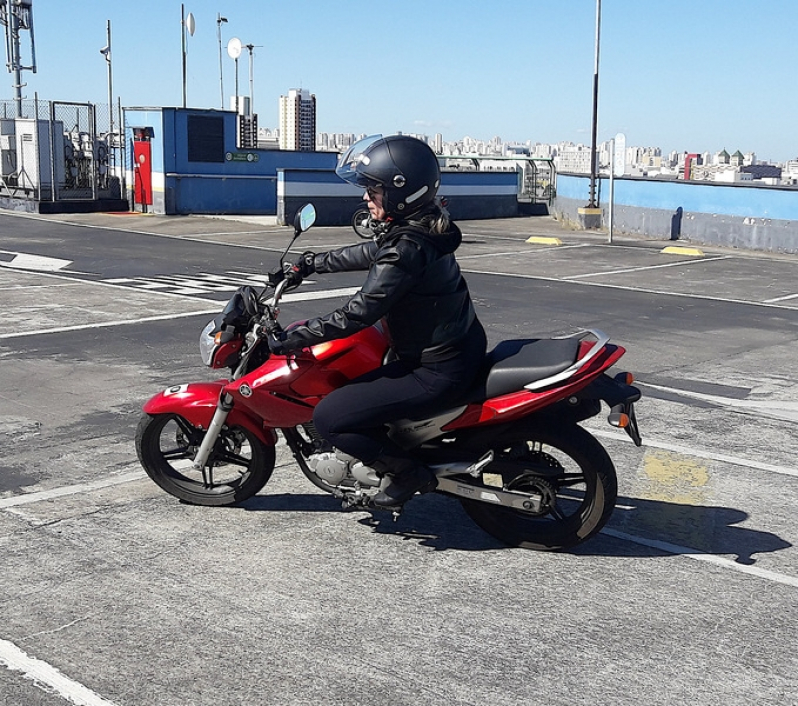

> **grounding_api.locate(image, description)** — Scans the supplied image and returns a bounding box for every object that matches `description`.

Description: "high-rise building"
[279,88,316,151]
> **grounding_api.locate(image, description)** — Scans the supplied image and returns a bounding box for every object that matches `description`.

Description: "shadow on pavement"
[239,491,792,562]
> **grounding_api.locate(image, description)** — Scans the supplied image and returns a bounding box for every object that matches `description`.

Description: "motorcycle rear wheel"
[459,423,617,551]
[135,413,275,506]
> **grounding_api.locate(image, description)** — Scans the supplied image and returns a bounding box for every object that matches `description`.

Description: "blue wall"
[126,107,338,215]
[278,168,521,226]
[554,173,798,253]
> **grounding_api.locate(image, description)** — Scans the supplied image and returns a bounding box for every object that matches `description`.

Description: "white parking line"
[0,285,360,339]
[601,529,798,588]
[763,292,798,303]
[0,639,119,706]
[563,255,732,280]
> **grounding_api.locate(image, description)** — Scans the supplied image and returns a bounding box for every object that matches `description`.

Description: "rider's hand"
[282,251,316,289]
[267,329,291,356]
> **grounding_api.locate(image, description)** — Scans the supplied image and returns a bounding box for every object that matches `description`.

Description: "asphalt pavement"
[1,208,797,706]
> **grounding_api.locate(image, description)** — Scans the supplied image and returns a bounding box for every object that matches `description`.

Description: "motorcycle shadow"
[578,495,792,565]
[240,491,505,551]
[241,492,792,561]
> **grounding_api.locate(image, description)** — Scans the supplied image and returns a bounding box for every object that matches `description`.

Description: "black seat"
[468,338,581,402]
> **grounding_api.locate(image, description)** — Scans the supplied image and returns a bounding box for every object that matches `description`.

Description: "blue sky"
[8,0,798,162]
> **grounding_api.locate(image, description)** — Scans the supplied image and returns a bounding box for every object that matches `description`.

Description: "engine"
[306,451,380,487]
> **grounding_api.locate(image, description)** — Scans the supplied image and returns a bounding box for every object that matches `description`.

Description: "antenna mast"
[1,0,37,117]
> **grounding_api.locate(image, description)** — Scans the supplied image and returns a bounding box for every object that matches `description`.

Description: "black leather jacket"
[280,220,478,363]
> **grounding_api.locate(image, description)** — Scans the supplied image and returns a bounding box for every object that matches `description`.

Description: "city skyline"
[6,1,798,163]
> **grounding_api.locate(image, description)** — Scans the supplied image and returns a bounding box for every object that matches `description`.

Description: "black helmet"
[336,134,441,218]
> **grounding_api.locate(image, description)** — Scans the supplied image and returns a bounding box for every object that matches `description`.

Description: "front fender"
[141,381,277,447]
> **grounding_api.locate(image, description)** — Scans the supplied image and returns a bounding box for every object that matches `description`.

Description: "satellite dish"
[185,12,196,37]
[227,37,242,59]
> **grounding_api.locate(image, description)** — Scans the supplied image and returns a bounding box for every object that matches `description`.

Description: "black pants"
[313,323,487,465]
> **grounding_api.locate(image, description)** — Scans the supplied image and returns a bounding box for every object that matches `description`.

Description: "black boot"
[371,456,438,508]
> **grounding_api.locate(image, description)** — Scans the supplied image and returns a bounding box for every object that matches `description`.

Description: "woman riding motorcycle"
[269,134,487,507]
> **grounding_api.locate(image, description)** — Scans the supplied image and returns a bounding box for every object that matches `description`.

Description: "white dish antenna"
[185,12,196,36]
[227,37,242,59]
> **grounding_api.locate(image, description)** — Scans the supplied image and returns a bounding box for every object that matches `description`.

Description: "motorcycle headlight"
[199,320,218,367]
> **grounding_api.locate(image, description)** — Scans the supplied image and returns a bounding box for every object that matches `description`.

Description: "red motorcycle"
[136,204,642,550]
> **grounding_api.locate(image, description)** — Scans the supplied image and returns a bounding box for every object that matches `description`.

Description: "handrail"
[524,329,610,391]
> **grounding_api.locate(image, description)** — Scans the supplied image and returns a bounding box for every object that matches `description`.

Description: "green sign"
[225,152,260,163]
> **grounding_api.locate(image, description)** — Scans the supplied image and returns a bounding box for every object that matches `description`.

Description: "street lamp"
[181,4,195,108]
[217,13,228,109]
[588,0,601,209]
[99,20,114,166]
[244,43,262,116]
[100,21,113,137]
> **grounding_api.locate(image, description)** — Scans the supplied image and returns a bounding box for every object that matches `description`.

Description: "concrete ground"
[0,208,796,706]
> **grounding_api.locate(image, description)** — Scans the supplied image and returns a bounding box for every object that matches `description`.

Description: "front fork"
[191,392,234,471]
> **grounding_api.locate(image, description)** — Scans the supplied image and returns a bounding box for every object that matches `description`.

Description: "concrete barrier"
[277,169,521,226]
[554,172,798,254]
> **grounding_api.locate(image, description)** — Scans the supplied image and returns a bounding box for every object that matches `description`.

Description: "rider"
[269,134,487,507]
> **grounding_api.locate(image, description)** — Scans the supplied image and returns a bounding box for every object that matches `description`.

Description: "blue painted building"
[123,107,337,215]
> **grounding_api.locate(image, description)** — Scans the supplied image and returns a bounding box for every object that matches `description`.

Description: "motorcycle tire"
[135,413,275,506]
[351,209,375,238]
[459,423,617,551]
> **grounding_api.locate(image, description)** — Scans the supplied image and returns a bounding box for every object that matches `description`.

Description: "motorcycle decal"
[164,384,189,396]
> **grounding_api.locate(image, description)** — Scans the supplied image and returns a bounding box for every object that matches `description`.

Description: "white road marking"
[461,266,798,312]
[0,253,72,271]
[601,529,798,588]
[763,292,798,303]
[0,638,119,705]
[563,255,732,279]
[458,244,589,260]
[0,282,360,339]
[640,382,798,423]
[0,471,145,508]
[0,310,221,340]
[591,427,798,478]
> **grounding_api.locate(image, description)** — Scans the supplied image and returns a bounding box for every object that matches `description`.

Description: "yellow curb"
[526,236,562,246]
[660,245,704,257]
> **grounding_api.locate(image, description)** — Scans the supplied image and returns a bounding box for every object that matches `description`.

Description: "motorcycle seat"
[479,338,581,399]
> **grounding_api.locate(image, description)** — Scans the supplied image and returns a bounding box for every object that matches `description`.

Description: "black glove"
[267,329,291,355]
[294,251,316,277]
[282,251,316,288]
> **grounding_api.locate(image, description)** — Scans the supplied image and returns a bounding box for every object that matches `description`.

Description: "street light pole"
[181,5,195,108]
[217,14,228,109]
[588,0,601,208]
[102,20,114,166]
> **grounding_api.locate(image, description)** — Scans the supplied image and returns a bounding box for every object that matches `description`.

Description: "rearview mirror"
[294,203,317,234]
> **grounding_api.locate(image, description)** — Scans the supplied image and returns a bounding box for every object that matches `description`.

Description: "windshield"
[335,134,383,186]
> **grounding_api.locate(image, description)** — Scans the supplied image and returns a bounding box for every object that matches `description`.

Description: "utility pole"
[216,13,228,109]
[1,0,38,118]
[588,0,601,208]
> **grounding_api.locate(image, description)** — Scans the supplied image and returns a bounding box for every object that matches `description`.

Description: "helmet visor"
[335,134,384,186]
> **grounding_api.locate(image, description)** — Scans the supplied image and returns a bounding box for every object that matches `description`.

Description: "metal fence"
[0,98,124,202]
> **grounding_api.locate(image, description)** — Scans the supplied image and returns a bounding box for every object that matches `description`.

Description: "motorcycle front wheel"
[459,423,617,551]
[135,413,275,506]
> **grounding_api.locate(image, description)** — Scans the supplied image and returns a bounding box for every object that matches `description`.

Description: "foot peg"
[467,451,494,477]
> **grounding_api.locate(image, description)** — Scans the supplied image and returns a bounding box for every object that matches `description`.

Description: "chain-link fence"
[0,98,124,202]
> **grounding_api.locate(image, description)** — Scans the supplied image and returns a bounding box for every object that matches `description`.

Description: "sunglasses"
[366,185,383,199]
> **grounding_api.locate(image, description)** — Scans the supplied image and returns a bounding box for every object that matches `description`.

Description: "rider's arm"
[314,240,379,274]
[278,238,425,351]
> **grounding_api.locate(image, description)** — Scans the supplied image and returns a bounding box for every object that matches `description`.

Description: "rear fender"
[141,382,277,447]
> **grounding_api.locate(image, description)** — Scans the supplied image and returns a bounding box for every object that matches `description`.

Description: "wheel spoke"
[556,473,586,488]
[215,450,251,468]
[161,446,192,460]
